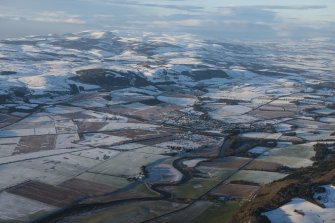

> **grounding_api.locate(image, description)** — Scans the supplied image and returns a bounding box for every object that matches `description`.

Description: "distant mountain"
[0,30,333,101]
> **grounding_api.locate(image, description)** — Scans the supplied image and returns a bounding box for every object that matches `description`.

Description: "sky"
[0,0,334,41]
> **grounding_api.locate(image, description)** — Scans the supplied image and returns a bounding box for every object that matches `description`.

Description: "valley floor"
[0,31,334,223]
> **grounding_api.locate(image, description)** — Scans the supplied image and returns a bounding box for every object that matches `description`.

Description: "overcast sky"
[0,0,334,40]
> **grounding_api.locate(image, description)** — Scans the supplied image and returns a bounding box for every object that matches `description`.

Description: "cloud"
[0,0,333,41]
[254,5,327,10]
[217,5,327,11]
[215,5,327,22]
[219,8,235,16]
[152,19,217,28]
[0,11,86,24]
[92,14,115,19]
[36,11,86,24]
[80,0,203,12]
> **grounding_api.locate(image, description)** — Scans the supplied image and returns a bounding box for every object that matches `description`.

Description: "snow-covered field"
[0,31,335,222]
[263,185,335,223]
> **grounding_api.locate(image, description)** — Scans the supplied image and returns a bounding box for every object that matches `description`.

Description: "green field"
[193,201,240,223]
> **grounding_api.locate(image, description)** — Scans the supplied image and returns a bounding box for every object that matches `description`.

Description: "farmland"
[0,31,334,222]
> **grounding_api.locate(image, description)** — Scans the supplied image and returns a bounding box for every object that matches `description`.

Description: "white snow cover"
[208,105,252,118]
[0,192,56,221]
[241,132,282,140]
[314,185,335,208]
[99,123,159,131]
[0,30,333,98]
[182,158,207,168]
[79,133,129,147]
[248,146,270,154]
[157,96,197,106]
[263,185,335,223]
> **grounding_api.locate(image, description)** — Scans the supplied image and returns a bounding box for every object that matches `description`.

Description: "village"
[0,31,334,222]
